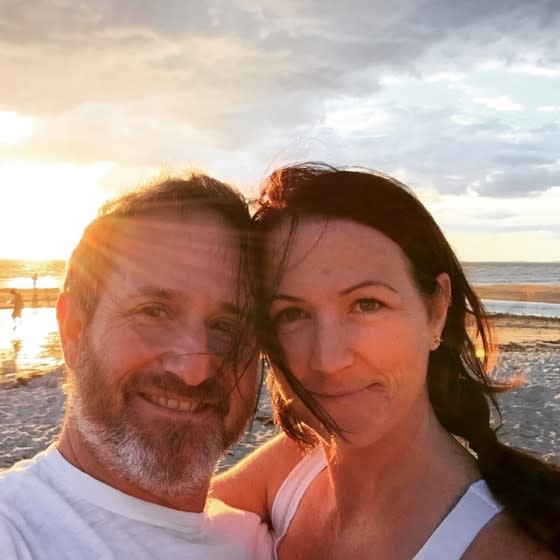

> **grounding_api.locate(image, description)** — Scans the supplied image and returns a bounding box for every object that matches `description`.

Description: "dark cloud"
[474,168,560,197]
[1,0,559,198]
[1,0,558,115]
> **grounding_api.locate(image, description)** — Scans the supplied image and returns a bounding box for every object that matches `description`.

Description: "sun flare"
[0,161,112,260]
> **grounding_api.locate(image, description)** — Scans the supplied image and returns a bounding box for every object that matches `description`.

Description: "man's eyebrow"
[134,287,177,300]
[339,280,398,296]
[133,287,242,315]
[270,294,305,303]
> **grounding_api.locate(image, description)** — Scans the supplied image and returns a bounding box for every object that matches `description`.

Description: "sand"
[0,367,278,471]
[1,282,559,471]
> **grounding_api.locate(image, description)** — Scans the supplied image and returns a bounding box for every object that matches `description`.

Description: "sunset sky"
[1,1,559,261]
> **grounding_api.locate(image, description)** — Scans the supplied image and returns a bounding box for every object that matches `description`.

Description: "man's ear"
[56,293,84,369]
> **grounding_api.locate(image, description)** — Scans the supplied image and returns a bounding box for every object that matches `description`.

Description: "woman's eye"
[353,298,381,313]
[273,307,306,324]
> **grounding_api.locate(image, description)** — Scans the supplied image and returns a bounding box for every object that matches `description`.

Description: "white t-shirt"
[0,447,272,560]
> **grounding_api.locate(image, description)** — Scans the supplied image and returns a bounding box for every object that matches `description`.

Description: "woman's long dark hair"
[252,162,560,553]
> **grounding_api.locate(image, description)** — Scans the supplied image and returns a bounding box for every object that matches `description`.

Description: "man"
[0,175,271,559]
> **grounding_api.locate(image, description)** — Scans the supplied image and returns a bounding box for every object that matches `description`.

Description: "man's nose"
[159,323,217,386]
[309,320,353,375]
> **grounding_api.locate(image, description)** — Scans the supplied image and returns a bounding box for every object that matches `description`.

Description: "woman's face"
[266,217,450,447]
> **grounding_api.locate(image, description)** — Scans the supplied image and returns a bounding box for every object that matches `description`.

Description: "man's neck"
[57,423,212,513]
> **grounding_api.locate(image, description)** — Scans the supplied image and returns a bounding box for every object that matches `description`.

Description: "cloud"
[1,0,559,197]
[474,168,560,197]
[472,97,523,111]
[2,0,558,116]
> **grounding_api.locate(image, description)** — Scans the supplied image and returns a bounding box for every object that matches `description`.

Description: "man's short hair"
[63,174,253,324]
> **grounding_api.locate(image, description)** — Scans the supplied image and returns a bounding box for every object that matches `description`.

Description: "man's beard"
[66,336,248,498]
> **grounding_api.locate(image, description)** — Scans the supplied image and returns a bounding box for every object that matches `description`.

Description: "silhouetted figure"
[9,289,24,330]
[31,273,39,307]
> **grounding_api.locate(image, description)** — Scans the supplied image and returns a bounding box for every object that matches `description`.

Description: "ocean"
[1,259,559,289]
[462,261,560,285]
[0,259,559,382]
[0,259,66,290]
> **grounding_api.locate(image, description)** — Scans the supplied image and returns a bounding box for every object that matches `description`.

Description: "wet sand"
[0,288,59,309]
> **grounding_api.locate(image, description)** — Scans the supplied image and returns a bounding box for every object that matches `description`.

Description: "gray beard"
[71,394,224,497]
[66,336,231,498]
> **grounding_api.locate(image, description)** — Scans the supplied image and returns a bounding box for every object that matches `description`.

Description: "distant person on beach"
[8,289,23,330]
[213,163,560,559]
[31,272,38,307]
[0,176,271,559]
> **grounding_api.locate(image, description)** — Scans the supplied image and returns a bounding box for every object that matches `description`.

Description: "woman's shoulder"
[463,512,558,560]
[211,434,307,522]
[222,433,307,480]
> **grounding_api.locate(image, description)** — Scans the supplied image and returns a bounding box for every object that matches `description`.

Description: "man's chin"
[73,406,224,496]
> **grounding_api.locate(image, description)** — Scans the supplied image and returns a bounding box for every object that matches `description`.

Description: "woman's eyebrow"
[271,281,399,302]
[339,280,399,296]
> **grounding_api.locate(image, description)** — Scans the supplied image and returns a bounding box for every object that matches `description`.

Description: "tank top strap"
[271,446,327,555]
[413,479,503,560]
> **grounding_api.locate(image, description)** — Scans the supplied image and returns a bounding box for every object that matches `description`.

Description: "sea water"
[0,260,559,381]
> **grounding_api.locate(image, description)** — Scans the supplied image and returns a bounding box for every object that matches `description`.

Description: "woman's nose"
[309,321,353,375]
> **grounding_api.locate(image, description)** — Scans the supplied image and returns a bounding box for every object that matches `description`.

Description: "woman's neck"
[321,402,479,525]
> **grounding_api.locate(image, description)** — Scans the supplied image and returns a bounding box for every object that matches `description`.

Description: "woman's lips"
[310,383,379,401]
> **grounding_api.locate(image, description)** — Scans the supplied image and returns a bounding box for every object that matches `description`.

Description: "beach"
[1,282,559,471]
[0,287,59,310]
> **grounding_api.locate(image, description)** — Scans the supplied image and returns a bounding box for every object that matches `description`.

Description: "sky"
[0,0,559,261]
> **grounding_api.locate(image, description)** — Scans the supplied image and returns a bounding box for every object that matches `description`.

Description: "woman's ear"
[56,293,84,369]
[430,272,451,335]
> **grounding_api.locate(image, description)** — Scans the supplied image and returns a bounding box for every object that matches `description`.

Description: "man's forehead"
[102,212,246,296]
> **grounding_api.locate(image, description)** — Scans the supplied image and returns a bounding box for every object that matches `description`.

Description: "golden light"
[0,111,34,145]
[0,308,62,380]
[0,161,113,259]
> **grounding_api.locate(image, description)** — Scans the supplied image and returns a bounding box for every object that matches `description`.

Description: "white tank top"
[271,447,503,559]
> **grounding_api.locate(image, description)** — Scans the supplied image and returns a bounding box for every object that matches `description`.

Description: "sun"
[0,161,113,260]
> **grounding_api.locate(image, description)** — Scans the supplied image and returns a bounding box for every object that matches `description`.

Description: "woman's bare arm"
[211,433,304,525]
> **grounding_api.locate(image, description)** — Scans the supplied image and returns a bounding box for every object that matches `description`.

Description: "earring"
[432,335,443,350]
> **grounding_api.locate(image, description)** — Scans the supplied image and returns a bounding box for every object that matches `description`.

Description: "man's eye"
[138,305,169,319]
[211,319,241,337]
[273,307,306,324]
[353,298,381,313]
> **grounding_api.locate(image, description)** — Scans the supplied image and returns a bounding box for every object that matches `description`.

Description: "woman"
[213,163,560,559]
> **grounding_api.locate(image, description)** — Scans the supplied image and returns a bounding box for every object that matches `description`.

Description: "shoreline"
[2,284,560,310]
[0,287,59,309]
[0,279,560,309]
[474,283,560,304]
[1,291,559,471]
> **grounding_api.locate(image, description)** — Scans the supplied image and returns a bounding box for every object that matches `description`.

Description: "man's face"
[67,210,257,496]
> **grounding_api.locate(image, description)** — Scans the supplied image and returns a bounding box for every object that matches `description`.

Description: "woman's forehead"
[265,217,412,284]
